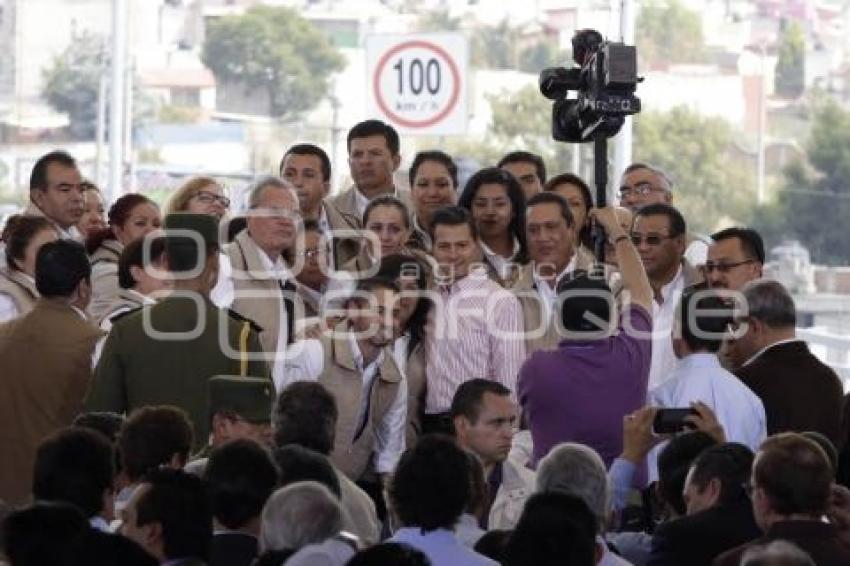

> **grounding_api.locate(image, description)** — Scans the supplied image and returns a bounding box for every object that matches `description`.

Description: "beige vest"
[88,240,123,322]
[0,268,38,318]
[226,230,296,355]
[404,340,428,449]
[317,328,402,480]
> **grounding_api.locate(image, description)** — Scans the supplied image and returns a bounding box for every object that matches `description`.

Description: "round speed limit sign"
[367,34,468,135]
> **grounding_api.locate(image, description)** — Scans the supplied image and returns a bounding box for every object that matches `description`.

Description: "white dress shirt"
[282,333,407,474]
[684,238,709,267]
[648,266,686,390]
[531,256,578,326]
[648,352,767,480]
[480,237,521,281]
[355,186,400,220]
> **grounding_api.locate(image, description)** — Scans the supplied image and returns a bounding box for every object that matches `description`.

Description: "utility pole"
[108,0,127,202]
[613,0,635,196]
[756,44,767,205]
[94,74,107,186]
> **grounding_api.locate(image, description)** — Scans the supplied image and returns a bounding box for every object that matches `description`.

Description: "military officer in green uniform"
[185,375,275,476]
[85,213,270,450]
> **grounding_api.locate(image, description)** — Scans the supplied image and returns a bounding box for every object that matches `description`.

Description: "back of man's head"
[273,444,341,498]
[119,406,194,483]
[742,279,796,329]
[657,431,718,516]
[677,288,734,353]
[136,468,212,562]
[557,273,613,336]
[450,379,511,424]
[1,501,88,566]
[204,439,278,531]
[389,434,470,532]
[32,427,114,519]
[536,443,609,534]
[260,482,342,552]
[741,540,816,566]
[687,442,754,508]
[273,382,338,456]
[754,433,832,519]
[35,240,91,298]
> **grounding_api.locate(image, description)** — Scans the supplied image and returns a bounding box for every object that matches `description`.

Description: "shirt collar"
[347,327,384,373]
[480,237,521,263]
[256,245,289,277]
[741,338,802,368]
[355,186,398,219]
[127,289,156,305]
[532,256,577,290]
[70,305,87,320]
[438,265,488,293]
[678,351,721,369]
[657,264,684,305]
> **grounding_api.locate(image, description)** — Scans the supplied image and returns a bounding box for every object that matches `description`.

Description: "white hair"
[247,175,299,209]
[536,443,611,533]
[259,481,342,552]
[741,540,815,566]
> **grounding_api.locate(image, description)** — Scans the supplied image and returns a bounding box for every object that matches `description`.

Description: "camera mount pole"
[591,130,608,273]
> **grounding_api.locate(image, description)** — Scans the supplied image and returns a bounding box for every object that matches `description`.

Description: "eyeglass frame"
[618,181,669,198]
[629,233,678,246]
[702,259,755,275]
[193,190,231,208]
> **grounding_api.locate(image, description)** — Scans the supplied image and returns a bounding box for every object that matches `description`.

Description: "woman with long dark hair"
[86,193,160,320]
[458,167,528,286]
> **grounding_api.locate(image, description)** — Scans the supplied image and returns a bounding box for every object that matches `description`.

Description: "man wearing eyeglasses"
[704,228,764,291]
[618,163,711,266]
[632,203,703,390]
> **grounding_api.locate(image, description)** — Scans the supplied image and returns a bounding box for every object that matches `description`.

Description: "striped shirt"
[425,267,526,413]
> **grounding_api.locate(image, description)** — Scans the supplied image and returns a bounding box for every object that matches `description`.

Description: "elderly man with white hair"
[537,442,631,566]
[258,481,356,566]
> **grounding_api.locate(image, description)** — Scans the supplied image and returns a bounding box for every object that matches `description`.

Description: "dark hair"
[302,218,323,234]
[465,451,487,516]
[503,491,597,566]
[688,443,754,507]
[390,434,470,531]
[526,191,575,227]
[281,143,331,181]
[677,288,734,353]
[73,412,125,444]
[1,215,55,272]
[273,444,341,498]
[754,433,833,516]
[710,227,765,264]
[226,216,247,243]
[458,167,528,262]
[409,150,459,188]
[346,543,431,566]
[35,240,91,298]
[30,150,77,191]
[545,173,592,248]
[32,428,114,518]
[634,203,687,238]
[657,431,718,516]
[800,431,838,476]
[117,235,167,290]
[474,530,512,563]
[1,501,89,566]
[76,529,159,566]
[273,382,338,456]
[556,273,613,334]
[450,379,511,424]
[429,205,477,242]
[376,254,431,357]
[85,193,157,254]
[204,439,278,530]
[119,406,194,482]
[136,468,212,562]
[363,194,411,229]
[347,119,400,155]
[354,275,400,297]
[497,150,547,184]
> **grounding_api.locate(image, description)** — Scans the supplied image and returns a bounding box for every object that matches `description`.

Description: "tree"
[471,20,522,69]
[632,106,754,233]
[416,9,461,32]
[42,31,154,140]
[753,98,850,264]
[775,21,805,98]
[518,41,571,74]
[635,0,706,67]
[202,6,345,119]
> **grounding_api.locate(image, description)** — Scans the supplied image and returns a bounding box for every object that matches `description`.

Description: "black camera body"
[540,29,641,143]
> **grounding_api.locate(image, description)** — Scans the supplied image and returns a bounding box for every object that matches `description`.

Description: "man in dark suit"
[730,279,844,448]
[205,439,278,566]
[0,240,101,505]
[715,433,850,566]
[648,443,761,566]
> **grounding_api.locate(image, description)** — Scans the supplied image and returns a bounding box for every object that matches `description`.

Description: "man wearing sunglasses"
[618,163,711,266]
[704,228,764,292]
[631,203,703,390]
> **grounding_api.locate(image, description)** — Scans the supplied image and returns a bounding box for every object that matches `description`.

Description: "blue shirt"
[391,527,498,566]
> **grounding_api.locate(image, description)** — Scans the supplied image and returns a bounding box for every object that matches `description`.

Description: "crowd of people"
[0,118,848,565]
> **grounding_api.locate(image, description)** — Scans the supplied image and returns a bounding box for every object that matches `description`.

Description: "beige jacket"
[0,267,39,319]
[328,186,414,231]
[337,469,380,546]
[88,240,123,322]
[489,458,536,530]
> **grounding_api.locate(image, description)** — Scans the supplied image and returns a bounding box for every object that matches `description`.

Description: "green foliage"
[635,0,706,66]
[416,9,462,32]
[202,6,345,119]
[41,32,106,139]
[775,22,805,98]
[632,106,754,233]
[753,98,850,263]
[158,105,202,124]
[518,41,571,74]
[471,20,521,69]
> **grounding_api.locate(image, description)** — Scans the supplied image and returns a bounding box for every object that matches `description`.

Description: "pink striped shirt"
[425,268,527,413]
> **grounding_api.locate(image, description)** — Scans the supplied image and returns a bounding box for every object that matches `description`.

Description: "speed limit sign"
[366,33,468,135]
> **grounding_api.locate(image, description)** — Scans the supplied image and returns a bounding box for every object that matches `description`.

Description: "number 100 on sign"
[367,34,468,135]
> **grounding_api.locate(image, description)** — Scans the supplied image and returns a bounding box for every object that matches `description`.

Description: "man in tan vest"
[282,277,405,485]
[219,176,301,386]
[512,192,594,356]
[0,239,101,505]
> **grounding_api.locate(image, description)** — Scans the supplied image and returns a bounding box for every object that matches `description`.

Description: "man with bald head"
[618,163,710,266]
